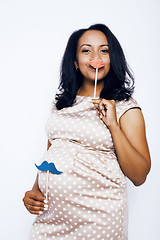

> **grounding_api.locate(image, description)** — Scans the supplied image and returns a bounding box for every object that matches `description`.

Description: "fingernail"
[44,200,48,204]
[44,207,48,211]
[44,204,48,208]
[39,211,43,215]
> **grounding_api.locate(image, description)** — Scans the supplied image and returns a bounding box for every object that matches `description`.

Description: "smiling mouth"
[89,65,104,71]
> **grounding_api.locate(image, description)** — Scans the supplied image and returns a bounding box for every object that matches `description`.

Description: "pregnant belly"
[35,140,128,240]
[38,140,126,204]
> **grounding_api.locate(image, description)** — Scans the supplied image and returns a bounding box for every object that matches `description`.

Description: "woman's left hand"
[90,98,119,130]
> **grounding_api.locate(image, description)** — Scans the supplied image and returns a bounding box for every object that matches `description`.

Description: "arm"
[32,140,51,190]
[110,108,151,186]
[91,99,151,186]
[47,139,51,150]
[23,140,51,214]
[32,139,51,192]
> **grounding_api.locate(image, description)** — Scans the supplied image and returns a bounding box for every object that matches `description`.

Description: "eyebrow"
[80,44,109,48]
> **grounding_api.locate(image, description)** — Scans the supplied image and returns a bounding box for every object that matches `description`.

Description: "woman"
[23,24,151,240]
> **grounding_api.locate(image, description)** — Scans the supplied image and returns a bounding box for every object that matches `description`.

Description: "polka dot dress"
[29,96,141,240]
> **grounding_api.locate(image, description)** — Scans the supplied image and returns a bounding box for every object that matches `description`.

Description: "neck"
[77,79,104,97]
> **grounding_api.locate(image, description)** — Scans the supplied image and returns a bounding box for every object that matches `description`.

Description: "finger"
[28,209,43,215]
[90,99,101,103]
[99,101,108,117]
[25,201,48,212]
[98,104,105,117]
[102,108,106,117]
[99,113,103,119]
[91,98,105,110]
[30,192,45,202]
[23,193,46,206]
[25,203,46,212]
[91,102,105,117]
[90,99,102,109]
[91,102,99,109]
[23,197,46,208]
[90,99,107,117]
[25,191,45,202]
[31,202,48,210]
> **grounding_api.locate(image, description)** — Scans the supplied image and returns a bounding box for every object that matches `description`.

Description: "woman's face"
[75,30,110,82]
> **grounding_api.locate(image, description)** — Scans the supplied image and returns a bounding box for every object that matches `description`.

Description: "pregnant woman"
[23,23,151,240]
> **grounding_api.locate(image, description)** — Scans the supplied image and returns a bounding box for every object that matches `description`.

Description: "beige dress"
[29,96,141,240]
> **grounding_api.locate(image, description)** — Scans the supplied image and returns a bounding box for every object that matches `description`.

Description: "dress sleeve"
[116,97,141,123]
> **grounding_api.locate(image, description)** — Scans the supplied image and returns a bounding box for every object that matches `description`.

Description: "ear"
[74,61,79,70]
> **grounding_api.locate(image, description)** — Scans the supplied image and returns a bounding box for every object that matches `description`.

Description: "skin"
[23,140,51,214]
[23,30,151,215]
[75,30,110,97]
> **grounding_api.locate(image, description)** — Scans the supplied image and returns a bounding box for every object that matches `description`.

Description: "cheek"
[78,56,88,65]
[78,59,88,72]
[104,57,110,70]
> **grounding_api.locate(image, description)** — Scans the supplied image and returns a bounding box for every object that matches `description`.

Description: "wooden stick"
[46,170,49,201]
[93,68,98,98]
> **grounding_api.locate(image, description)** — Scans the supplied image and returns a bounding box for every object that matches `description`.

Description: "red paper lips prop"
[89,59,105,98]
[90,59,105,69]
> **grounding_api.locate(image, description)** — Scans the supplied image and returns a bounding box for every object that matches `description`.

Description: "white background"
[0,0,159,239]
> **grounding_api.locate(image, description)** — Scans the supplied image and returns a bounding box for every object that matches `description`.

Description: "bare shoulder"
[119,107,145,133]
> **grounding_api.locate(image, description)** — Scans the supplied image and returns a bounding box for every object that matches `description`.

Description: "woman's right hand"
[23,189,48,215]
[24,141,51,215]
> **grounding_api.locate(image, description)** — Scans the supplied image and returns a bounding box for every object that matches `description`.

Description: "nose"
[90,50,101,60]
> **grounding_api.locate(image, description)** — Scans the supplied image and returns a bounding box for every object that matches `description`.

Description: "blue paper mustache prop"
[35,161,63,174]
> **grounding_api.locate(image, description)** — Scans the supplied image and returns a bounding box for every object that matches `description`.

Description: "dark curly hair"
[55,24,134,110]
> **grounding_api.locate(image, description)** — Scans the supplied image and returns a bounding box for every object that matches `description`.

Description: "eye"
[101,49,109,53]
[81,49,91,53]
